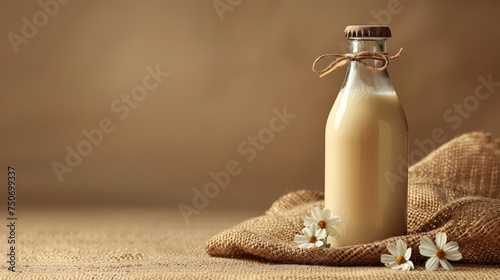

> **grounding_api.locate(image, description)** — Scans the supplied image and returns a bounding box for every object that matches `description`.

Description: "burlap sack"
[206,132,500,265]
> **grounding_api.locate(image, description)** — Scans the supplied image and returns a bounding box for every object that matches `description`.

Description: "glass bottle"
[325,25,408,247]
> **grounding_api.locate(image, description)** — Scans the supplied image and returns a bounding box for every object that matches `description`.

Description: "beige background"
[0,0,499,216]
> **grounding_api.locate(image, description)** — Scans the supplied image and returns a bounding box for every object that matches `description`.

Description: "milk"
[325,82,408,247]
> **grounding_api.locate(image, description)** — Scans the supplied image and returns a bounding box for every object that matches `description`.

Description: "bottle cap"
[344,25,391,38]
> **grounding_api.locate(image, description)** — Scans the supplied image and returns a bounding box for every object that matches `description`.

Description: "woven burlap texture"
[206,132,500,266]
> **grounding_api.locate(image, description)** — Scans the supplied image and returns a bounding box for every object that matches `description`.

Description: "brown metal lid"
[344,25,391,38]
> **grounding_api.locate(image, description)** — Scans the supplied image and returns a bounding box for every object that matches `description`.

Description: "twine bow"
[312,48,404,78]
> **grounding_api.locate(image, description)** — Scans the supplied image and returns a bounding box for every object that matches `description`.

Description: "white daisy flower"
[303,207,341,236]
[294,224,327,248]
[419,232,463,271]
[380,239,415,271]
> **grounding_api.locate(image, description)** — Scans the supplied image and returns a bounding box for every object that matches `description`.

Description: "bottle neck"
[349,38,387,54]
[341,38,394,93]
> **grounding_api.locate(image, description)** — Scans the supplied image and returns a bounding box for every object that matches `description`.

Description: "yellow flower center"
[436,249,446,259]
[308,236,317,243]
[318,221,327,229]
[396,255,406,265]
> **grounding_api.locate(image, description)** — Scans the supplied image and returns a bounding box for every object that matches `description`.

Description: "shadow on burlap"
[206,132,500,265]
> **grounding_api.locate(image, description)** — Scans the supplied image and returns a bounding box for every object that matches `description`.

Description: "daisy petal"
[408,260,415,270]
[400,263,411,271]
[387,243,399,257]
[327,216,342,225]
[425,256,440,271]
[311,207,322,221]
[315,240,324,247]
[443,241,459,253]
[322,208,331,219]
[294,235,307,243]
[381,254,396,264]
[404,247,412,260]
[436,232,447,249]
[302,227,312,236]
[386,262,397,268]
[303,217,316,227]
[382,259,397,267]
[297,241,308,248]
[396,240,407,255]
[445,249,463,261]
[316,228,327,239]
[419,236,437,257]
[297,243,306,248]
[311,225,319,236]
[391,264,401,270]
[440,259,454,271]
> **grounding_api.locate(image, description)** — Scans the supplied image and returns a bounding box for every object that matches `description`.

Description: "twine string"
[312,48,404,78]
